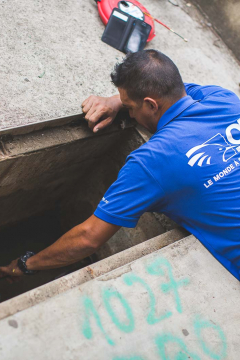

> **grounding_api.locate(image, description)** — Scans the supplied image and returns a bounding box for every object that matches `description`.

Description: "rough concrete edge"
[0,123,133,160]
[0,113,84,136]
[0,227,188,320]
[0,111,133,137]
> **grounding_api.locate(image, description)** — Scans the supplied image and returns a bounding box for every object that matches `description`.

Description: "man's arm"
[0,215,120,277]
[82,94,123,133]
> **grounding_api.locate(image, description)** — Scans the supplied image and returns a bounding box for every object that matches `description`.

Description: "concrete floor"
[192,0,240,62]
[0,0,240,129]
[0,2,240,355]
[1,235,239,359]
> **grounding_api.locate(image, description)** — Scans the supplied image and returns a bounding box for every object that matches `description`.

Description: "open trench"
[0,115,177,302]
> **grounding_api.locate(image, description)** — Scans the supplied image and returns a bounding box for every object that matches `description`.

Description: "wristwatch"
[17,251,38,275]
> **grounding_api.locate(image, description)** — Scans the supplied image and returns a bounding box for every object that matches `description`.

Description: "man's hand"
[81,95,122,133]
[0,259,24,283]
[0,216,120,274]
[0,216,120,282]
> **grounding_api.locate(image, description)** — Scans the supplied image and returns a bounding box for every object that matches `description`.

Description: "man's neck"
[152,92,187,133]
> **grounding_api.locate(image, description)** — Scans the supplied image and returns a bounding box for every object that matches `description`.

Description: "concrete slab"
[0,0,240,129]
[0,235,239,359]
[0,228,188,320]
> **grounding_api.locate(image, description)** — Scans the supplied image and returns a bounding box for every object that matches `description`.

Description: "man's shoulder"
[185,83,240,103]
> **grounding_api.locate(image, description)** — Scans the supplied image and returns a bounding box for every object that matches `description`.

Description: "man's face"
[118,88,157,133]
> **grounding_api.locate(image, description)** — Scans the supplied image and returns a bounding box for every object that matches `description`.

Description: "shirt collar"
[157,95,199,131]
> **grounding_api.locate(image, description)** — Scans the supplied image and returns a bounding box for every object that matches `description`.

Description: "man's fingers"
[86,111,99,131]
[0,267,8,276]
[0,269,14,283]
[0,261,23,277]
[82,97,94,114]
[84,106,98,122]
[81,95,118,133]
[88,108,106,122]
[86,109,110,130]
[93,117,113,133]
[81,98,89,108]
[81,95,94,109]
[82,102,93,115]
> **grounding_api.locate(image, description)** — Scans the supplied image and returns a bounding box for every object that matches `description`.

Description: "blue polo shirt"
[94,83,240,280]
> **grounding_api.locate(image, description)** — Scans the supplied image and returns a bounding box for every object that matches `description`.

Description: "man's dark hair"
[111,50,185,102]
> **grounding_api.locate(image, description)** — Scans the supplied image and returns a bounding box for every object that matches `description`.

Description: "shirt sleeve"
[184,82,239,103]
[94,156,165,228]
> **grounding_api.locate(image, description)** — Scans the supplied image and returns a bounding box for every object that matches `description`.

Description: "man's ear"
[143,97,159,112]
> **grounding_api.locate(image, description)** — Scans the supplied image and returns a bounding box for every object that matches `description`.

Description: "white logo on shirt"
[102,197,109,204]
[186,118,240,167]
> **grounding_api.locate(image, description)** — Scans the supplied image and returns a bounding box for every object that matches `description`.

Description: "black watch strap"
[17,251,39,275]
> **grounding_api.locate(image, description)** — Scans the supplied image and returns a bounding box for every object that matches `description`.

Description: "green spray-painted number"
[81,296,115,346]
[146,257,189,313]
[103,286,135,333]
[123,273,172,325]
[155,333,201,360]
[194,315,227,359]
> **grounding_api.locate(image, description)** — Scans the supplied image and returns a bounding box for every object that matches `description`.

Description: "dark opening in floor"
[0,210,92,302]
[0,126,170,303]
